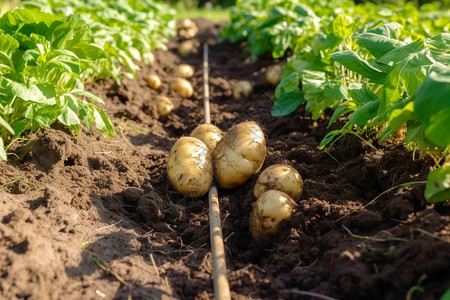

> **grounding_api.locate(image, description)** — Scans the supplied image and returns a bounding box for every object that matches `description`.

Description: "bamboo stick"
[203,43,231,300]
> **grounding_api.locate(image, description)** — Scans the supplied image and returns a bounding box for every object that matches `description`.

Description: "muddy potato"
[213,121,266,189]
[190,124,224,152]
[170,78,194,98]
[250,190,297,240]
[178,40,196,57]
[167,137,213,197]
[176,64,194,78]
[266,64,283,86]
[147,74,161,90]
[155,96,174,117]
[254,164,303,201]
[233,80,253,99]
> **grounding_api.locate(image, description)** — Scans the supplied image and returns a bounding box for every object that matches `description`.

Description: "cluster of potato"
[167,121,265,196]
[146,64,195,117]
[176,19,199,57]
[167,121,303,240]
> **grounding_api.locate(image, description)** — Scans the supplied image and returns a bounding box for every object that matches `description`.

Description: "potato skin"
[265,64,283,86]
[250,190,296,240]
[147,75,161,90]
[167,137,213,197]
[176,64,194,78]
[155,96,174,117]
[170,78,194,98]
[233,80,253,99]
[190,124,223,152]
[254,164,303,201]
[213,121,266,189]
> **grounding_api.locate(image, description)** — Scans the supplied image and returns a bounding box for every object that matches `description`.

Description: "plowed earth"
[1,19,449,300]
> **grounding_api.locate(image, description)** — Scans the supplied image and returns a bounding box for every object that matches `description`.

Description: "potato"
[254,164,303,201]
[147,74,161,90]
[178,40,196,57]
[213,121,266,189]
[233,80,253,99]
[177,18,198,39]
[250,190,297,240]
[147,52,155,65]
[155,96,174,117]
[190,124,224,152]
[170,78,194,98]
[176,64,194,78]
[167,137,213,197]
[265,64,283,86]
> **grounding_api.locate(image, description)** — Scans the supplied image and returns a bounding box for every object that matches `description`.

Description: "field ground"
[1,18,449,300]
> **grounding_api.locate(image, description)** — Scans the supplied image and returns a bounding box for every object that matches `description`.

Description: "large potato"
[167,137,213,197]
[254,164,303,201]
[213,121,266,189]
[250,190,297,240]
[190,124,224,152]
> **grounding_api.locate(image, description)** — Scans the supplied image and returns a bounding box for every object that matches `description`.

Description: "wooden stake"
[203,43,211,124]
[209,186,231,300]
[203,43,231,300]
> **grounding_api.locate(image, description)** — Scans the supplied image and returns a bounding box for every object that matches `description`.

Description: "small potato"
[176,64,194,78]
[233,80,253,99]
[167,137,213,197]
[170,78,194,98]
[254,164,303,201]
[190,124,224,152]
[250,190,297,240]
[213,121,266,189]
[147,74,161,90]
[178,40,196,57]
[265,64,283,86]
[155,96,174,117]
[146,52,155,65]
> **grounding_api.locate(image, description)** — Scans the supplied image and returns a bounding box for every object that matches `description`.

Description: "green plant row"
[0,1,176,161]
[221,0,450,203]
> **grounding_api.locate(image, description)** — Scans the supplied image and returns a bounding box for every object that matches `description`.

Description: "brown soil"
[1,19,449,300]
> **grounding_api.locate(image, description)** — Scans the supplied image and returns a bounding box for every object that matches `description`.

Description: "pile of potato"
[167,121,304,240]
[146,63,195,118]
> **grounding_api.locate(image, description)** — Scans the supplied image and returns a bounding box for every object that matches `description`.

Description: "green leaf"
[275,71,302,98]
[0,137,6,161]
[441,288,450,300]
[348,82,379,106]
[329,104,353,126]
[425,166,450,203]
[348,98,381,127]
[380,101,416,141]
[331,50,389,84]
[414,64,450,147]
[271,89,303,117]
[353,23,406,59]
[0,77,53,104]
[0,115,14,135]
[0,33,20,76]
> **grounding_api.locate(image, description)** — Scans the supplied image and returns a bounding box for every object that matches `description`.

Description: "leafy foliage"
[19,0,176,82]
[0,0,176,160]
[221,0,450,202]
